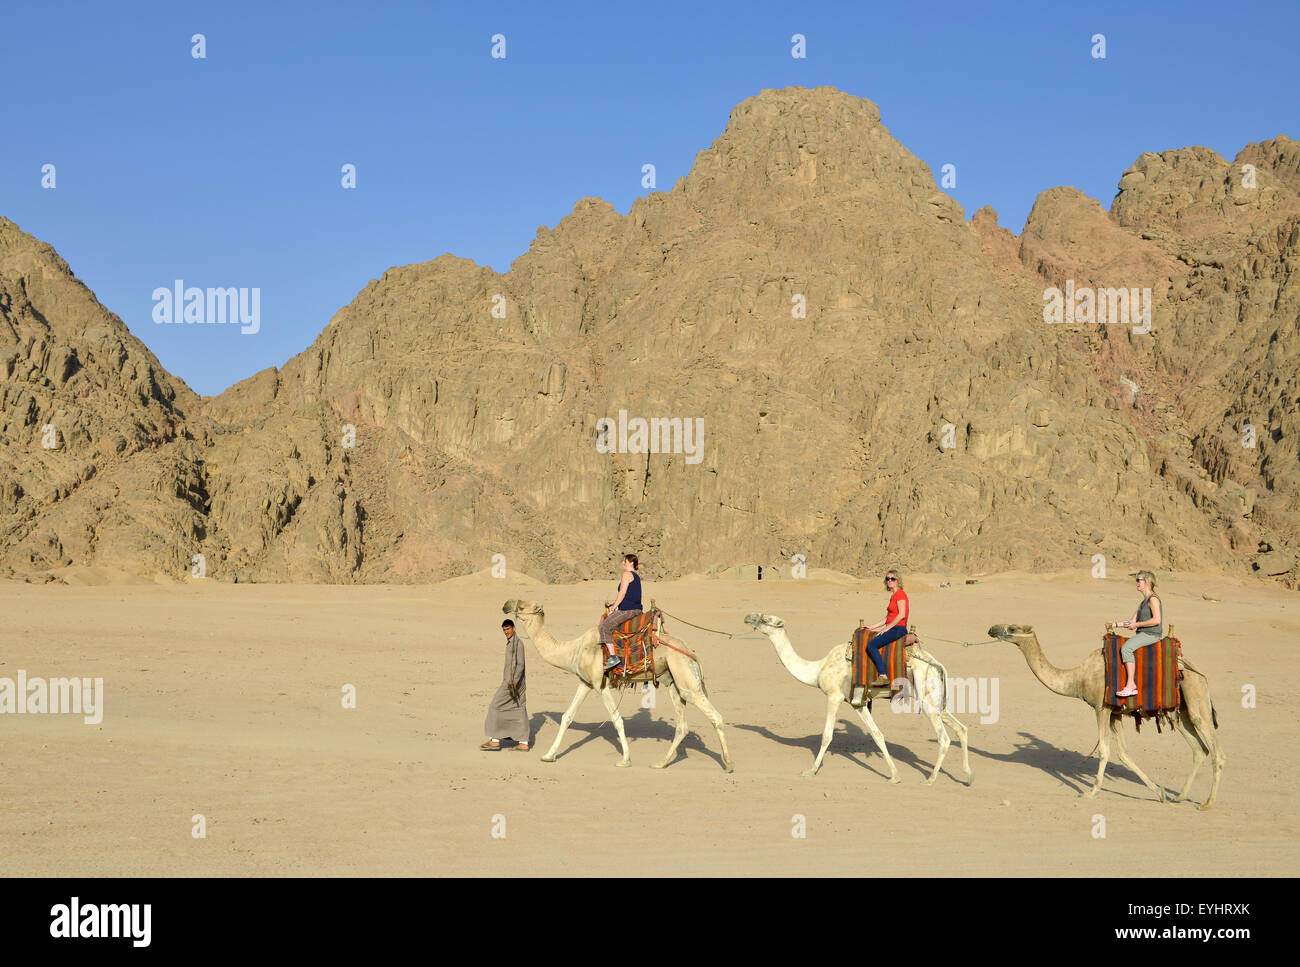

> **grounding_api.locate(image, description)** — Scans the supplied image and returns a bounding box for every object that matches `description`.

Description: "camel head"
[502,599,544,620]
[988,623,1034,643]
[744,613,784,632]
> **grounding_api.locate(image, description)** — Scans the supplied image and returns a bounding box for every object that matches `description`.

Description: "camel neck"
[768,628,823,687]
[518,614,584,673]
[1018,634,1080,698]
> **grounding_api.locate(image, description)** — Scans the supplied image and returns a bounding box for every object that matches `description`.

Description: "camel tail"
[691,656,708,697]
[1178,653,1218,729]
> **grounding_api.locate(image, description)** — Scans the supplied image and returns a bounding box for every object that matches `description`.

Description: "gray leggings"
[599,609,642,646]
[1121,628,1161,662]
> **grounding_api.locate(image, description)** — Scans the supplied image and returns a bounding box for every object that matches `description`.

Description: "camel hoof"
[616,759,631,768]
[1081,789,1098,800]
[723,764,735,774]
[887,775,902,785]
[800,768,818,778]
[649,761,668,770]
[924,776,938,787]
[966,772,975,786]
[1197,802,1214,812]
[540,754,556,763]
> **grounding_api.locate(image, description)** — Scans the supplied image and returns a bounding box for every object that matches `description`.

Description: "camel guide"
[482,619,529,751]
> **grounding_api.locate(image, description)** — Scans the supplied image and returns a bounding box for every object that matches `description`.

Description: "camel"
[501,599,734,772]
[987,624,1223,809]
[744,613,972,783]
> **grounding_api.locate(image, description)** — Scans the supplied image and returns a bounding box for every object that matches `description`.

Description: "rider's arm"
[610,573,631,610]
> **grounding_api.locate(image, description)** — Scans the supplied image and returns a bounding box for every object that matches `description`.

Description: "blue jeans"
[867,625,907,676]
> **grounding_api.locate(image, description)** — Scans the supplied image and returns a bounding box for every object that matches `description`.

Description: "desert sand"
[2,570,1295,877]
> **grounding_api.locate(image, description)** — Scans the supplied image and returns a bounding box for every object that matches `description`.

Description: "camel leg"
[1107,716,1165,803]
[1083,706,1112,799]
[940,711,973,784]
[1183,702,1224,811]
[922,708,951,786]
[598,686,632,767]
[681,688,734,774]
[541,681,592,762]
[668,657,734,773]
[912,658,971,785]
[650,679,689,770]
[851,701,901,784]
[1170,710,1207,804]
[804,694,840,777]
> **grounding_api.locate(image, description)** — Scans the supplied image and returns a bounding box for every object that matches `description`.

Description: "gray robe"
[484,632,528,741]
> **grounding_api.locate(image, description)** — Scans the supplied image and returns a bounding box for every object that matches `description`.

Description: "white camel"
[745,613,972,783]
[502,599,734,771]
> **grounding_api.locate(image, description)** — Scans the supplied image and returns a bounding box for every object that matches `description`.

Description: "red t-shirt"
[885,589,909,628]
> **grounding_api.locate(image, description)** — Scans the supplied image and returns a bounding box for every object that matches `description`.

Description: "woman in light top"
[1108,570,1164,698]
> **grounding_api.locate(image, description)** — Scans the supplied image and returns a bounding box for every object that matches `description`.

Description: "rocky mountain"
[2,88,1296,587]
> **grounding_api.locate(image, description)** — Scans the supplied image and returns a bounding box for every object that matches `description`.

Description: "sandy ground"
[2,570,1296,876]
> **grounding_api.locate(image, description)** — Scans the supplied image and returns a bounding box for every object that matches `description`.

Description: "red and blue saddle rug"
[604,611,660,684]
[1102,633,1182,714]
[850,626,908,694]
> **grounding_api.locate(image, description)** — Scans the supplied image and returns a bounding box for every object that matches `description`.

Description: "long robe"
[484,632,528,741]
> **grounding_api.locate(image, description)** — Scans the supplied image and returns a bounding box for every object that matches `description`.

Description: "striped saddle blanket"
[849,627,909,702]
[604,610,660,684]
[1103,633,1182,712]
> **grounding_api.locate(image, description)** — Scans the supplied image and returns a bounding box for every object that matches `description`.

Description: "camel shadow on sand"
[732,720,959,783]
[972,730,1164,801]
[526,708,728,770]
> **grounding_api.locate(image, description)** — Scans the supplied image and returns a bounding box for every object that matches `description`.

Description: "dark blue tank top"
[621,571,642,612]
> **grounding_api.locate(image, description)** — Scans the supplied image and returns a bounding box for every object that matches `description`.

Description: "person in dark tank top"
[1107,569,1164,698]
[599,553,643,670]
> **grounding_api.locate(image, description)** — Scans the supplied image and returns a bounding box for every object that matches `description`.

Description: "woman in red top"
[866,568,909,685]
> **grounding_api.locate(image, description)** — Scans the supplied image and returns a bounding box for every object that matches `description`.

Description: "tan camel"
[744,613,972,783]
[987,624,1223,809]
[502,599,734,772]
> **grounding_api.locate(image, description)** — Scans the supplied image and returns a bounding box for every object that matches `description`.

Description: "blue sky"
[3,0,1297,396]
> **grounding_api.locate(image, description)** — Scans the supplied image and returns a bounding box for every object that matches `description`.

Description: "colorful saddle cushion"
[850,627,907,693]
[606,611,659,681]
[1102,633,1182,712]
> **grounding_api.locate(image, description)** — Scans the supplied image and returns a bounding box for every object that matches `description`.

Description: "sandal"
[480,740,502,751]
[1115,687,1138,698]
[511,742,531,752]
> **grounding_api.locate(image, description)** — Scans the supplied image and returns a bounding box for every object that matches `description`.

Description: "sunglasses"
[885,576,898,582]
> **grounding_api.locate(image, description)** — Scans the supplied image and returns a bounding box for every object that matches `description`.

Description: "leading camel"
[745,613,972,783]
[502,599,734,772]
[987,624,1223,809]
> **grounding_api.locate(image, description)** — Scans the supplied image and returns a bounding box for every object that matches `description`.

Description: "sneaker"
[603,654,622,670]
